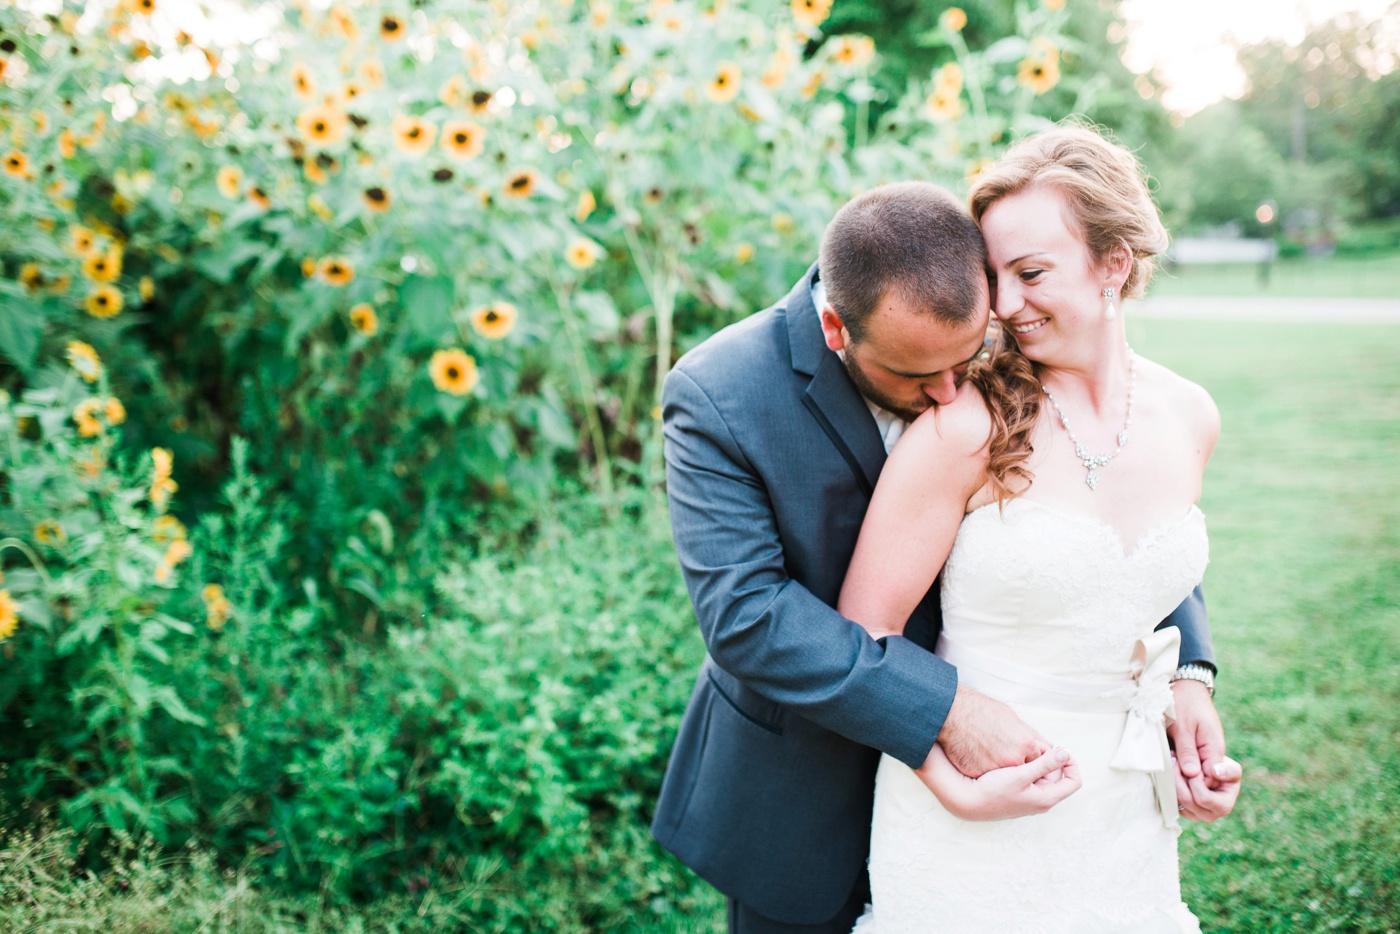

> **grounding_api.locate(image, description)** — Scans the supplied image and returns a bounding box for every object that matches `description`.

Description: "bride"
[843,128,1233,932]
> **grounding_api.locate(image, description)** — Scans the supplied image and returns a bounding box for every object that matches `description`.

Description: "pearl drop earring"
[1103,286,1117,321]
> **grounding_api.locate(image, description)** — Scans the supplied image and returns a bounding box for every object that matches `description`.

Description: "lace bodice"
[939,498,1209,678]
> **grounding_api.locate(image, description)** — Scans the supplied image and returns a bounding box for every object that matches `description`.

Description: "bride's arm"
[837,388,991,640]
[839,387,1084,819]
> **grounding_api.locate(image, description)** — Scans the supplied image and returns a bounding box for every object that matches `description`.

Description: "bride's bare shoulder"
[901,383,994,460]
[1136,355,1220,452]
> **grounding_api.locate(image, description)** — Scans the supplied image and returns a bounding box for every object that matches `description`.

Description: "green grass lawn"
[1133,317,1400,933]
[4,319,1398,932]
[1147,253,1400,299]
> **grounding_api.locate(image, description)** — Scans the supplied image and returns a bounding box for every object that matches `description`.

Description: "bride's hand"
[916,743,1083,821]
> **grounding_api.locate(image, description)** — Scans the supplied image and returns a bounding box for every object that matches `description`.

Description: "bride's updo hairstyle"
[967,124,1169,298]
[962,125,1170,503]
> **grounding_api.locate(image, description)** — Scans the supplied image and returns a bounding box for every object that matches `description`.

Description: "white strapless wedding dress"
[853,497,1208,934]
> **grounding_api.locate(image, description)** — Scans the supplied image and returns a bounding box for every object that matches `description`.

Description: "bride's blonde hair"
[964,124,1171,502]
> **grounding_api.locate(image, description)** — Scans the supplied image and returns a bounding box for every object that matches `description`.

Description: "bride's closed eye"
[1019,269,1044,283]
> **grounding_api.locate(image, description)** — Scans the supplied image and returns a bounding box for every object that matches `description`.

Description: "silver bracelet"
[1171,664,1215,697]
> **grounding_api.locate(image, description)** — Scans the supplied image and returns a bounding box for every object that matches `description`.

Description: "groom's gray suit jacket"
[650,265,1214,926]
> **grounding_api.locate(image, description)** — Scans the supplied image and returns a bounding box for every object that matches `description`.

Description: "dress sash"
[937,628,1182,830]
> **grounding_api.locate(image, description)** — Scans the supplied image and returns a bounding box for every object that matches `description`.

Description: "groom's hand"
[1168,680,1242,822]
[935,684,1050,778]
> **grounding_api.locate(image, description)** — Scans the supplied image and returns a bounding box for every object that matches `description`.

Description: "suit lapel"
[785,264,887,497]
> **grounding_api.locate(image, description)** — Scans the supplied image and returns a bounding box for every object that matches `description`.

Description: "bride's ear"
[1101,242,1133,292]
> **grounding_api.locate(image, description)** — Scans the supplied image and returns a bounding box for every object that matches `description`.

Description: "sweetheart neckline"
[964,498,1203,561]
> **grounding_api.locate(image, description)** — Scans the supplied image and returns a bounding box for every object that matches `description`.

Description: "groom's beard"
[841,345,932,424]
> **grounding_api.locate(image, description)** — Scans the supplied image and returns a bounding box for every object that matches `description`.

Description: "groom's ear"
[820,305,849,353]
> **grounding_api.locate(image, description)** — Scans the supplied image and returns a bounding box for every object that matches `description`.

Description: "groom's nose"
[923,371,959,406]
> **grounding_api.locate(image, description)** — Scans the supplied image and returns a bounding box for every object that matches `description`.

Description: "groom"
[652,182,1239,934]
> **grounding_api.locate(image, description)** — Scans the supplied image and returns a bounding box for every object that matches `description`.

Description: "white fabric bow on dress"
[1105,626,1181,830]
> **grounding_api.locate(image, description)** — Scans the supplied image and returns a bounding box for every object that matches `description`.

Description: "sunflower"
[152,447,173,479]
[468,89,493,115]
[800,69,826,100]
[134,0,155,12]
[86,284,124,318]
[31,110,49,133]
[735,242,755,263]
[925,88,964,122]
[20,263,45,291]
[291,62,316,101]
[240,184,267,214]
[469,301,517,339]
[830,35,875,69]
[297,103,348,146]
[203,584,232,630]
[305,158,329,185]
[308,193,334,220]
[152,515,187,544]
[0,590,18,642]
[70,225,98,255]
[503,168,538,198]
[939,7,967,32]
[1018,54,1060,95]
[590,1,612,26]
[3,150,31,179]
[575,190,596,222]
[391,114,436,156]
[380,14,404,40]
[340,81,365,104]
[707,62,741,103]
[216,164,243,199]
[150,447,177,510]
[301,257,317,277]
[139,276,155,303]
[363,186,390,212]
[564,238,603,271]
[58,129,77,159]
[440,120,484,161]
[353,57,382,86]
[762,61,788,89]
[349,302,379,336]
[164,539,193,568]
[34,519,66,546]
[790,0,832,28]
[327,5,359,41]
[935,62,964,95]
[104,397,126,425]
[74,398,103,437]
[1043,0,1065,9]
[317,256,355,286]
[429,348,480,395]
[439,75,469,107]
[82,248,122,285]
[66,340,103,382]
[771,211,796,235]
[76,446,107,481]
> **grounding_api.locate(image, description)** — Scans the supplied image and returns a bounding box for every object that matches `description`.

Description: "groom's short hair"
[819,181,987,341]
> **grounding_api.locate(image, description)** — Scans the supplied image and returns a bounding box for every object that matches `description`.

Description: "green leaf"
[150,685,208,726]
[192,239,264,283]
[400,274,455,344]
[0,296,44,372]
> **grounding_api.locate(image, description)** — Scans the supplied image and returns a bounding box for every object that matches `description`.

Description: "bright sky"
[1121,0,1400,113]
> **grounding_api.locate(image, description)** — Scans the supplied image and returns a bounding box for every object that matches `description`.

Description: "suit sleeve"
[1155,584,1216,671]
[662,366,956,768]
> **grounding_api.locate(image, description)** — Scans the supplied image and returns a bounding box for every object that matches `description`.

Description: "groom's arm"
[1157,586,1241,820]
[662,366,951,768]
[1156,585,1214,670]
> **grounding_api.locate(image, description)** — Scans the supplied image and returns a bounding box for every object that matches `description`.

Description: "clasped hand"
[918,684,1082,820]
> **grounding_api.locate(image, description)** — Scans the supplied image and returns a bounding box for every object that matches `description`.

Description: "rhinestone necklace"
[1041,349,1136,491]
